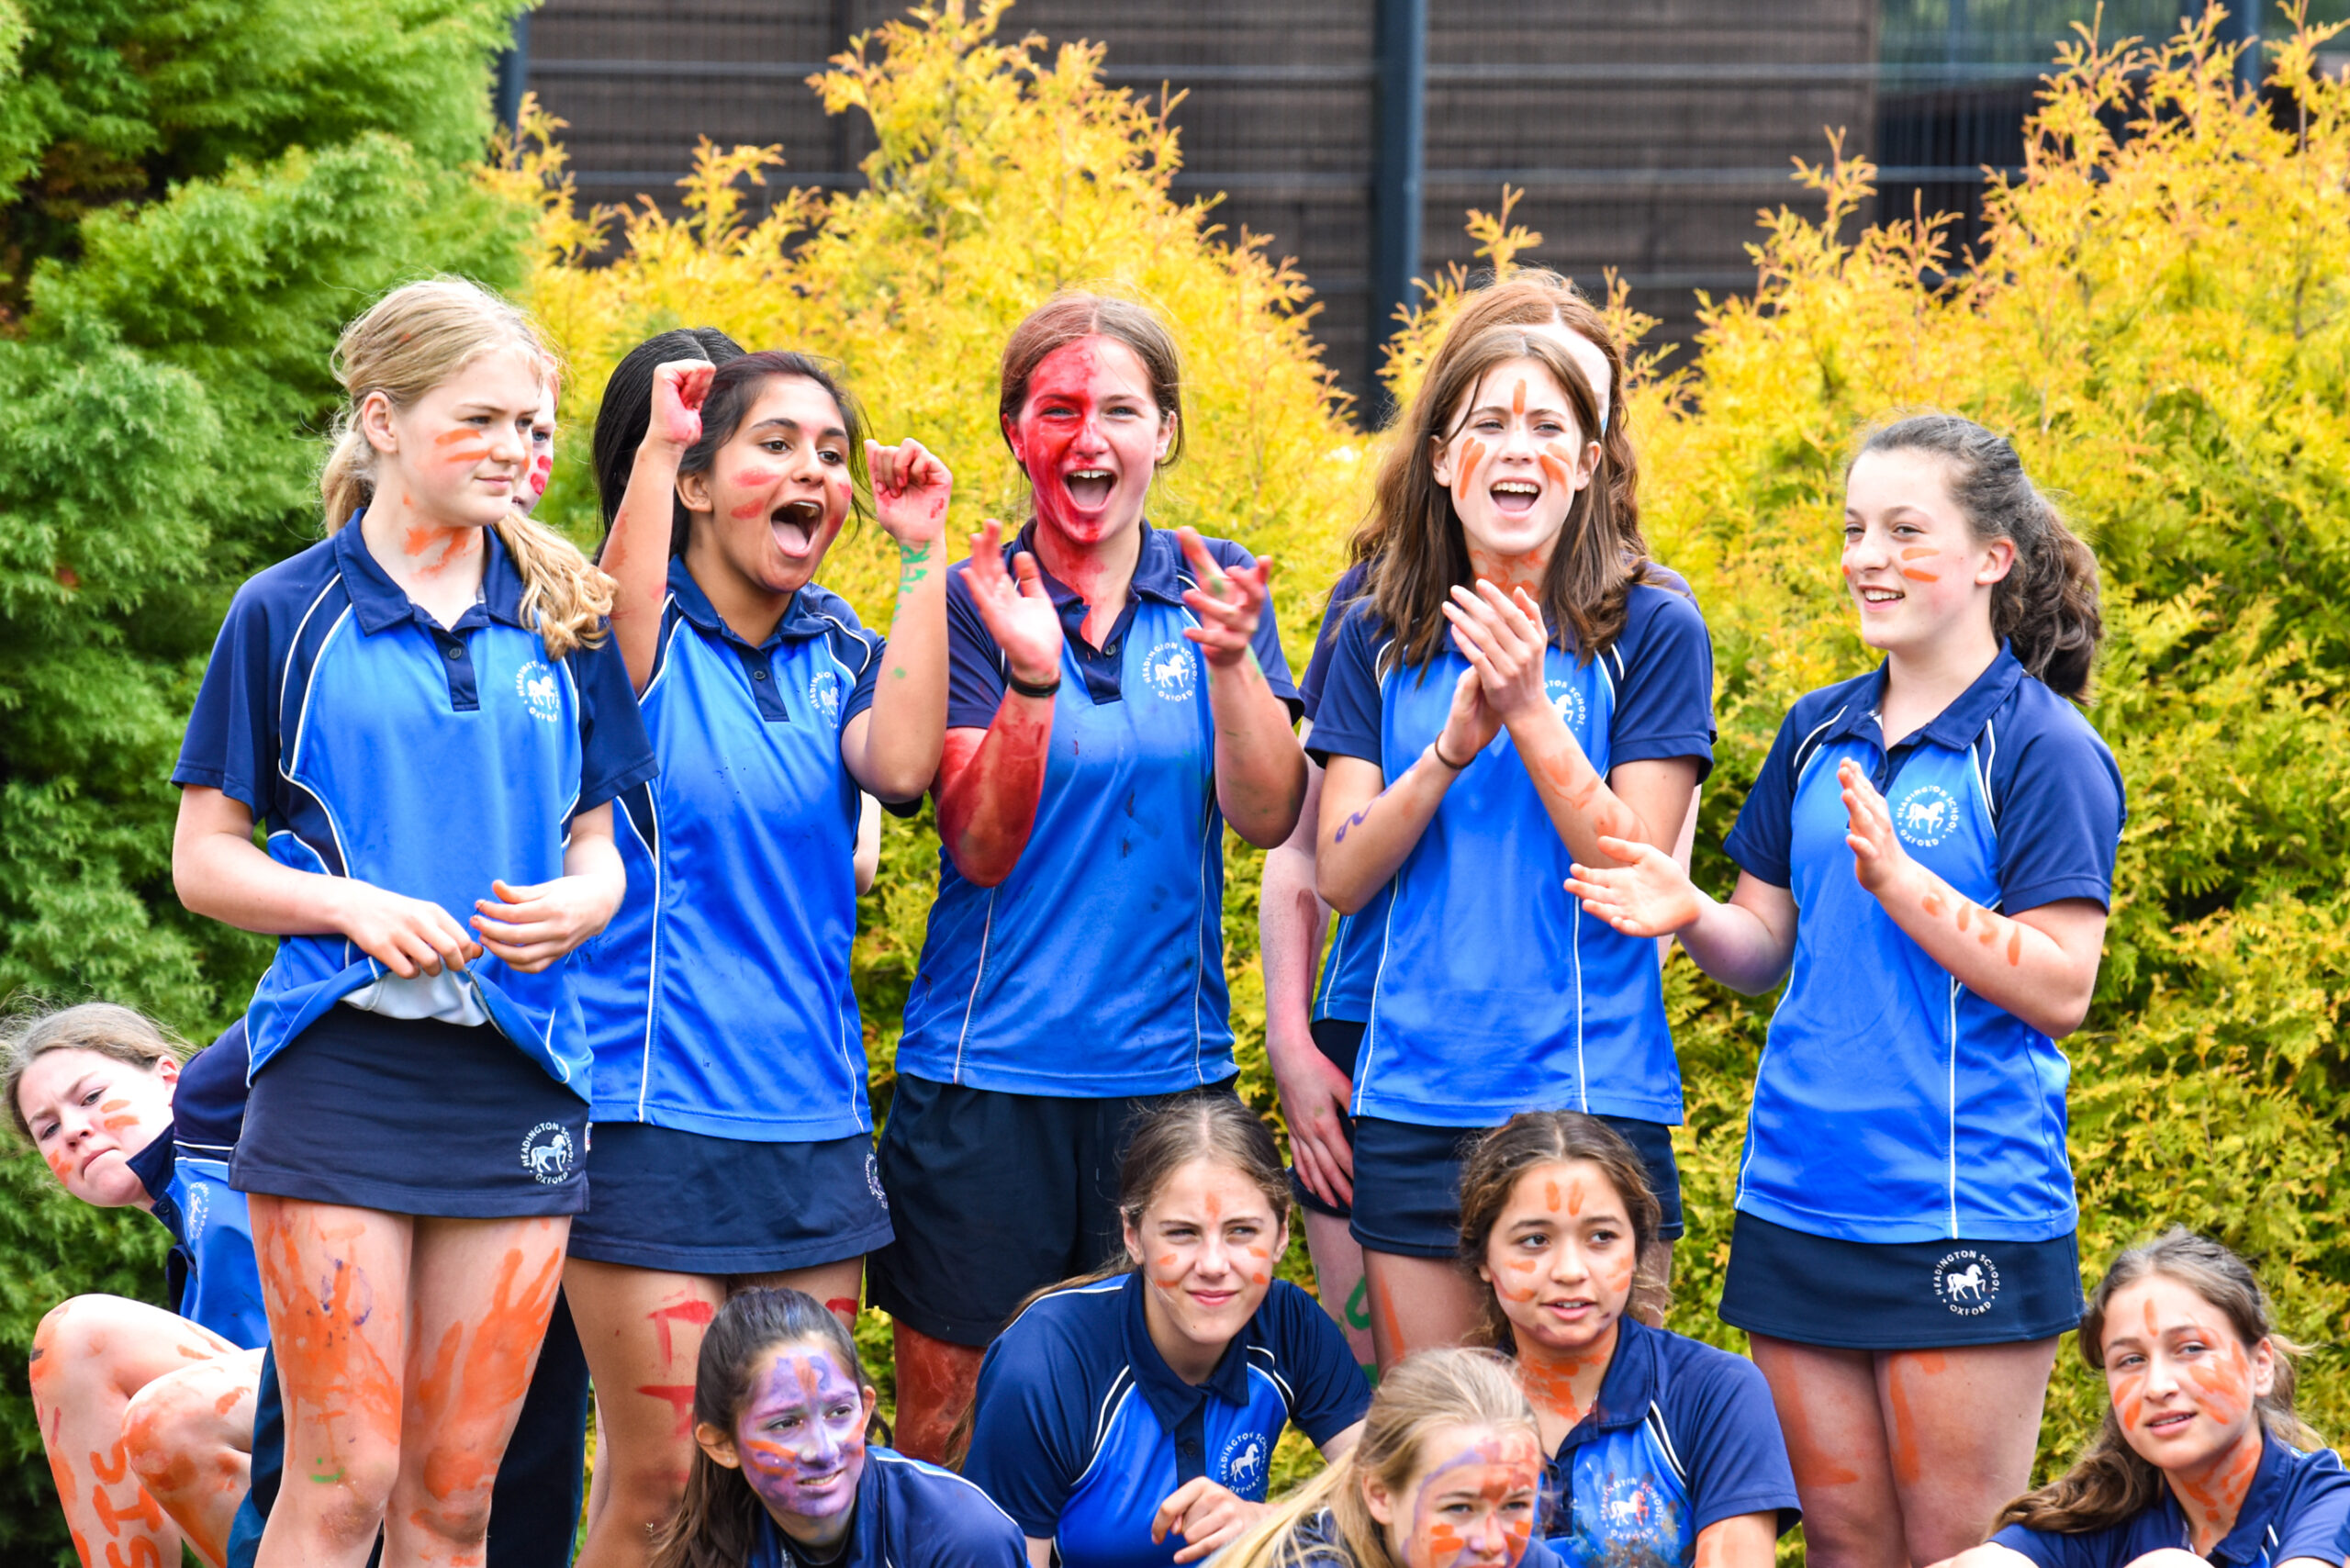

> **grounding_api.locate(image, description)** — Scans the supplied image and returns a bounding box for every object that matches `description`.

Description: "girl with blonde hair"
[171,275,655,1566]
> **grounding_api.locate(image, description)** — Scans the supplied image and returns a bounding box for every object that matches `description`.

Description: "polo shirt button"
[753,668,769,681]
[444,645,464,660]
[1104,641,1119,655]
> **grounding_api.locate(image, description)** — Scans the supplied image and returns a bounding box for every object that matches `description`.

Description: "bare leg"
[1879,1339,2060,1564]
[122,1346,265,1566]
[386,1214,567,1566]
[1301,1210,1376,1378]
[1360,1250,1483,1373]
[1631,1239,1675,1329]
[565,1260,725,1568]
[585,1394,612,1529]
[890,1322,985,1463]
[28,1294,237,1568]
[250,1195,412,1568]
[733,1256,867,1334]
[1748,1334,1907,1568]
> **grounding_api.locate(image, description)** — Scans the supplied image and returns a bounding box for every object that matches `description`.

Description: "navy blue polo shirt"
[747,1447,1027,1568]
[962,1271,1370,1568]
[173,521,656,1091]
[1538,1318,1797,1567]
[1991,1435,2349,1568]
[1300,564,1386,1025]
[1723,645,2124,1243]
[123,1024,267,1348]
[1308,585,1713,1126]
[574,558,883,1140]
[897,522,1298,1096]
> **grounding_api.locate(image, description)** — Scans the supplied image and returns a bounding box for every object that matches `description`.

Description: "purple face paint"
[733,1345,868,1529]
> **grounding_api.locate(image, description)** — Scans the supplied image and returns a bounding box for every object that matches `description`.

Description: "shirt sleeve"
[569,632,659,814]
[2280,1449,2350,1565]
[1272,1283,1372,1444]
[1608,589,1715,778]
[172,581,280,816]
[1991,706,2126,914]
[1722,706,1808,889]
[1206,537,1300,717]
[1668,1347,1802,1536]
[839,619,888,728]
[1303,610,1384,768]
[944,556,1011,733]
[960,1315,1094,1539]
[1987,1521,2129,1568]
[922,1477,1035,1568]
[1299,566,1369,724]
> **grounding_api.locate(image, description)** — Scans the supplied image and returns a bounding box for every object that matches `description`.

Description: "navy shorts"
[566,1121,892,1274]
[234,1010,586,1218]
[1348,1113,1685,1258]
[1292,1018,1362,1222]
[1719,1211,2083,1350]
[868,1074,1243,1346]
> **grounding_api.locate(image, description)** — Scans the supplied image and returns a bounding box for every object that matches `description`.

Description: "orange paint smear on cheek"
[1538,452,1572,487]
[1455,439,1488,484]
[1900,567,1941,582]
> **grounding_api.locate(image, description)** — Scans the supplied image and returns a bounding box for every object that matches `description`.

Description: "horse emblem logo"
[1893,782,1958,849]
[520,1122,577,1185]
[1544,677,1586,733]
[807,669,843,723]
[1933,1249,2001,1316]
[1219,1430,1270,1495]
[1142,639,1197,701]
[514,661,563,723]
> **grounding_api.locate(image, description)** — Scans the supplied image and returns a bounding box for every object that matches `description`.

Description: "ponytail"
[323,277,610,659]
[1853,413,2103,700]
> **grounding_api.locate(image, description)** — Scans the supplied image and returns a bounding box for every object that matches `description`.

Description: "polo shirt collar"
[664,556,825,649]
[1817,642,2027,756]
[1121,1269,1255,1433]
[1013,520,1192,614]
[334,513,529,635]
[2189,1432,2294,1567]
[1559,1316,1661,1450]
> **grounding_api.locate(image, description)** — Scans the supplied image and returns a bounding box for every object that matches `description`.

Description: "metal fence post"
[1370,0,1427,399]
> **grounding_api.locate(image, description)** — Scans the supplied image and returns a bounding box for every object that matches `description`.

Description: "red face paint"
[1012,337,1164,557]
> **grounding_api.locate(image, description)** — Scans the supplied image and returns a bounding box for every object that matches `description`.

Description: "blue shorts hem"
[564,1216,894,1274]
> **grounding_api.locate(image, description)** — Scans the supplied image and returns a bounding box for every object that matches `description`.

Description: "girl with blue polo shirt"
[1455,1112,1798,1568]
[649,1287,1024,1568]
[1566,413,2124,1565]
[171,278,655,1567]
[566,330,950,1567]
[1216,1347,1565,1568]
[961,1096,1370,1568]
[1261,275,1699,1365]
[1942,1230,2348,1568]
[1310,319,1713,1368]
[873,292,1305,1458]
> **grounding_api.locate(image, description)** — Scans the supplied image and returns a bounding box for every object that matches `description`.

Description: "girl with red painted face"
[566,334,951,1568]
[1935,1230,2347,1568]
[871,293,1306,1460]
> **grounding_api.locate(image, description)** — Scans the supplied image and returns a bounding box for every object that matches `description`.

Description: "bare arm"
[1261,743,1352,1205]
[840,440,951,801]
[604,360,712,693]
[853,792,881,896]
[1314,658,1499,913]
[1567,848,1800,996]
[1176,529,1304,849]
[1693,1514,1780,1568]
[934,523,1064,887]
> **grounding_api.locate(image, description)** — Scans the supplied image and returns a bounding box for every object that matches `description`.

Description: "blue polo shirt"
[1991,1435,2350,1568]
[897,522,1298,1096]
[173,521,656,1092]
[1301,564,1385,1025]
[963,1271,1370,1568]
[1537,1318,1798,1567]
[122,1024,267,1349]
[574,559,882,1140]
[747,1447,1027,1568]
[1723,646,2124,1243]
[1308,585,1713,1126]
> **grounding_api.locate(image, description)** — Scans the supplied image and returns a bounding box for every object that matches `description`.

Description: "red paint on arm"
[937,703,1053,887]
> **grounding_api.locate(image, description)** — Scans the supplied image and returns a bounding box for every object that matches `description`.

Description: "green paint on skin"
[311,1465,345,1484]
[890,666,907,679]
[1346,1277,1372,1332]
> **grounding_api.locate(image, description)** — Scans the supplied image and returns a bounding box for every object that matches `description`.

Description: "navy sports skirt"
[566,1121,892,1274]
[1719,1211,2082,1349]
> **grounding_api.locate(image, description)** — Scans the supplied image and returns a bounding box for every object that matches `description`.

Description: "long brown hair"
[1853,413,2103,701]
[1216,1348,1539,1568]
[999,290,1188,479]
[1365,324,1635,668]
[1351,271,1644,569]
[321,277,612,658]
[648,1288,889,1568]
[3,1002,185,1145]
[1455,1112,1665,1347]
[1992,1229,2319,1537]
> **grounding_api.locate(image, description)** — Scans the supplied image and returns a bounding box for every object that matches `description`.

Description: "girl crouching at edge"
[652,1288,1024,1568]
[1936,1231,2350,1568]
[1215,1347,1563,1568]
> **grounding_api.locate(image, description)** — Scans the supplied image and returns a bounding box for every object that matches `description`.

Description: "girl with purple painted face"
[654,1289,1026,1568]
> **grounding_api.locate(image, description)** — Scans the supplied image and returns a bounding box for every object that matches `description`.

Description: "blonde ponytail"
[323,277,610,658]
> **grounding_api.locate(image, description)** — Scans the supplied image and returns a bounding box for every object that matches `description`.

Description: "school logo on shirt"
[183,1181,209,1243]
[1893,783,1959,849]
[1932,1249,2001,1316]
[520,1122,577,1185]
[1142,639,1197,701]
[1596,1473,1670,1548]
[866,1149,888,1208]
[514,661,563,724]
[808,669,843,722]
[1545,677,1586,732]
[1218,1429,1270,1495]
